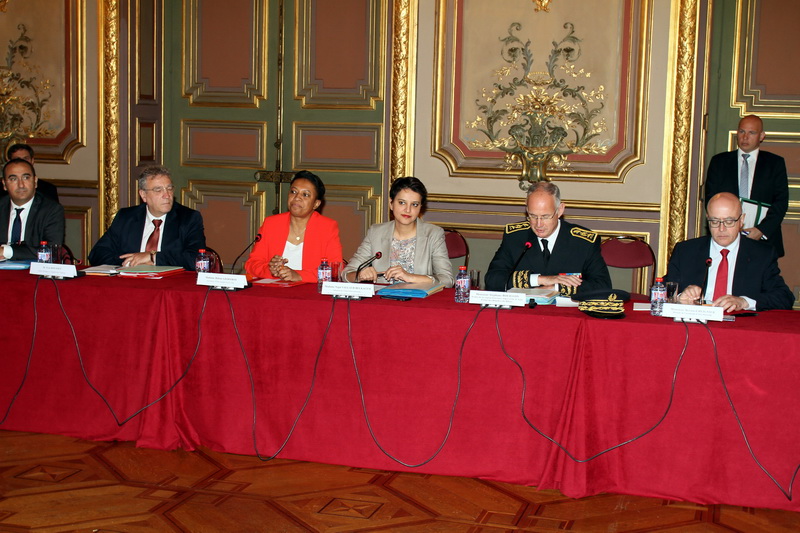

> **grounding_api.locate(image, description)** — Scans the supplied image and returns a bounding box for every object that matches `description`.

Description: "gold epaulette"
[505,221,531,234]
[570,227,598,243]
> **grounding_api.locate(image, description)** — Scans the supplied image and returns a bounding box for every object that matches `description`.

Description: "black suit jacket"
[664,236,794,311]
[0,178,59,204]
[704,150,788,256]
[88,202,206,270]
[0,193,65,260]
[485,219,611,294]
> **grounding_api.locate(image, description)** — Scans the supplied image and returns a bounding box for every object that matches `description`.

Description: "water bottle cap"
[199,249,206,253]
[40,241,47,245]
[459,265,467,271]
[655,277,663,282]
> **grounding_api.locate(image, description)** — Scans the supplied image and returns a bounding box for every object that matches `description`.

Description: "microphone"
[504,241,533,290]
[700,257,712,302]
[229,233,262,274]
[355,251,382,281]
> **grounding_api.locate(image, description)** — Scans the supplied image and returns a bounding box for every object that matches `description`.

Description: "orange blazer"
[244,211,343,282]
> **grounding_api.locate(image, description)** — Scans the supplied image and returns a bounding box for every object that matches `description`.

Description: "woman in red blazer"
[245,171,342,282]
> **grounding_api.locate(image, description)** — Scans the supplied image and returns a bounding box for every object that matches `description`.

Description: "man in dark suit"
[485,181,611,295]
[1,159,65,261]
[88,165,206,270]
[665,192,793,312]
[1,144,60,204]
[704,114,788,256]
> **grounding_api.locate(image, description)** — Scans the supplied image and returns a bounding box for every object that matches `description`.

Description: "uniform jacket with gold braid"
[484,219,612,294]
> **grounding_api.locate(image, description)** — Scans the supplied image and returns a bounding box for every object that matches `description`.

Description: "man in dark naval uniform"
[485,181,611,295]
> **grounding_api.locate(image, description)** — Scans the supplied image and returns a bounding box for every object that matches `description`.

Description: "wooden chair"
[444,229,469,269]
[600,235,655,295]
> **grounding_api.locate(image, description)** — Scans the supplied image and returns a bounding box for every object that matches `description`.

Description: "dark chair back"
[205,247,224,273]
[444,229,469,269]
[600,235,655,294]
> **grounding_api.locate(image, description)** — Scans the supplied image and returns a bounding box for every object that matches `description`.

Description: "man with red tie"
[665,192,793,312]
[88,166,206,270]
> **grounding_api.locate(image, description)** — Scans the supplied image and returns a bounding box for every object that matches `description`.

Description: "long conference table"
[1,269,799,511]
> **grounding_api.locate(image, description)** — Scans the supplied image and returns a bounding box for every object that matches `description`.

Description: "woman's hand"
[383,265,428,284]
[276,264,301,282]
[268,255,287,277]
[354,266,379,282]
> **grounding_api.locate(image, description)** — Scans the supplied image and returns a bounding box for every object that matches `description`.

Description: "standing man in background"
[704,114,788,257]
[2,143,59,204]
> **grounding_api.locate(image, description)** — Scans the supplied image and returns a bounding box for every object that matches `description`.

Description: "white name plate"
[321,281,375,298]
[29,262,77,278]
[197,272,248,289]
[662,302,724,322]
[469,290,526,307]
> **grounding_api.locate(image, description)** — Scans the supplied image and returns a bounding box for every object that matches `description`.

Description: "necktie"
[10,207,23,244]
[541,239,551,267]
[739,153,750,199]
[145,219,162,252]
[712,249,729,301]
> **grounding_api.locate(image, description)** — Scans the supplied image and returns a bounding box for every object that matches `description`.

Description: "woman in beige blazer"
[343,177,454,287]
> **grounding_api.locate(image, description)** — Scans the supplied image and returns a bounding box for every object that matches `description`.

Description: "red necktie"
[145,219,162,252]
[712,249,729,300]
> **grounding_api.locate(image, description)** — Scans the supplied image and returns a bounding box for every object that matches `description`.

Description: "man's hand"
[712,295,749,313]
[678,284,703,304]
[743,227,764,240]
[538,274,582,288]
[119,252,153,267]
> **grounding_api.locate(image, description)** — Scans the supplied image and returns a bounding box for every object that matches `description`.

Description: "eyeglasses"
[142,186,175,194]
[707,215,742,228]
[527,210,557,222]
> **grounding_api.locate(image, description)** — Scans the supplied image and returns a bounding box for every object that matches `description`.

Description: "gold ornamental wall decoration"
[466,22,610,190]
[532,0,553,13]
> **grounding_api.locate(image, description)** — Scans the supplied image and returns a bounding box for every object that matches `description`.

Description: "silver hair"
[137,165,172,190]
[526,181,561,208]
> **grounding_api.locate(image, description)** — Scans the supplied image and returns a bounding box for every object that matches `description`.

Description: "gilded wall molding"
[183,0,268,106]
[101,0,120,230]
[662,0,700,271]
[732,0,800,117]
[389,0,417,180]
[181,120,268,169]
[293,122,383,172]
[183,179,267,231]
[325,184,383,228]
[294,0,386,109]
[427,193,660,212]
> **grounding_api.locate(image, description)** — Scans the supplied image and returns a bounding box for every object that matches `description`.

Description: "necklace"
[291,226,307,241]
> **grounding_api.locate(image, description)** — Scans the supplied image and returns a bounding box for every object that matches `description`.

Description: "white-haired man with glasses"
[666,192,793,311]
[89,166,206,270]
[485,181,611,295]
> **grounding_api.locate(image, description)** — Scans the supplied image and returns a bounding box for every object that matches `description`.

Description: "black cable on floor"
[0,276,42,425]
[701,321,799,501]
[346,299,484,467]
[496,308,690,462]
[225,290,335,461]
[55,280,212,426]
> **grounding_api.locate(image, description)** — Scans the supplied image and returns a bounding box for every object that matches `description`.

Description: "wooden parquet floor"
[0,430,798,532]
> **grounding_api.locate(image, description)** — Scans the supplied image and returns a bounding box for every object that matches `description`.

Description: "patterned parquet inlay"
[0,430,798,532]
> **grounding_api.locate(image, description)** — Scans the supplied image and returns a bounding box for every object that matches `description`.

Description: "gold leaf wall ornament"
[0,24,55,162]
[0,1,9,14]
[467,22,611,190]
[532,0,553,13]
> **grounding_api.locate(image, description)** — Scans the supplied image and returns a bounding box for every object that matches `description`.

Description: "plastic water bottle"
[650,277,667,316]
[195,249,211,272]
[317,257,331,293]
[455,265,470,303]
[37,241,52,263]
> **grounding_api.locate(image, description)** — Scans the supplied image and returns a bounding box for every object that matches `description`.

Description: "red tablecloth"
[1,270,798,510]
